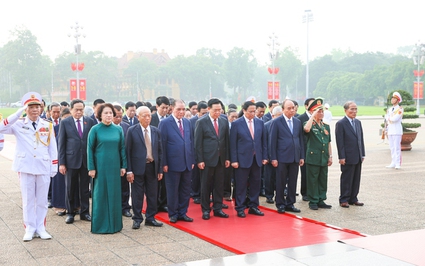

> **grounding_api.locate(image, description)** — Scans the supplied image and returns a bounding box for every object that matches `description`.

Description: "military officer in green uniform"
[303,98,333,210]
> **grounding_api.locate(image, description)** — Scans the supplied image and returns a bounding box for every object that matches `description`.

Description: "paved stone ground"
[0,116,424,265]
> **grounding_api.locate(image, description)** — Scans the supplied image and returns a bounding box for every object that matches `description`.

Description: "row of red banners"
[413,81,423,99]
[70,79,87,100]
[267,81,280,100]
[69,79,422,102]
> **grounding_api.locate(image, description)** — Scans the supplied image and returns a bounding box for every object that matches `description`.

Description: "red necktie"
[54,119,58,126]
[214,119,219,136]
[178,120,184,138]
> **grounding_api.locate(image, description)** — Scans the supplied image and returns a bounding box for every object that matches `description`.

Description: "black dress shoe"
[349,201,364,206]
[285,206,301,213]
[202,212,210,220]
[277,207,285,214]
[57,211,66,216]
[132,221,141,229]
[193,198,201,204]
[266,198,274,204]
[145,220,163,227]
[122,210,132,217]
[81,214,92,221]
[309,204,319,210]
[248,207,264,216]
[178,215,193,222]
[169,216,177,223]
[222,203,229,209]
[65,215,74,224]
[237,211,246,218]
[213,210,229,218]
[318,202,332,209]
[158,207,168,213]
[302,196,309,201]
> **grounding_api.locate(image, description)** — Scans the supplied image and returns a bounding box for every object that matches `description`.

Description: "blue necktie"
[288,119,293,134]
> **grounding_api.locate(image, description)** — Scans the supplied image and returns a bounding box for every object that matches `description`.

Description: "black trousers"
[121,176,131,213]
[275,162,299,209]
[339,162,362,204]
[157,173,167,211]
[65,167,91,217]
[200,160,224,213]
[132,163,158,222]
[264,163,276,199]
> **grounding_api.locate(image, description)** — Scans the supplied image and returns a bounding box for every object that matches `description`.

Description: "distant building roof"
[117,49,171,70]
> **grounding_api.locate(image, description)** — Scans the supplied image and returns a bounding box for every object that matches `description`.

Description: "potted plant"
[385,90,421,151]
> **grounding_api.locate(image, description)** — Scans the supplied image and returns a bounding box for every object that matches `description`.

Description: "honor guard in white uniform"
[0,92,58,242]
[385,91,403,169]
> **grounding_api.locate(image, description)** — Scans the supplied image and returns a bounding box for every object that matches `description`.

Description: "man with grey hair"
[264,105,282,203]
[159,99,195,223]
[126,106,163,228]
[335,101,365,208]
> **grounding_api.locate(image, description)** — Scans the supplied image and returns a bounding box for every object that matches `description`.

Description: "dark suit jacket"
[159,116,194,172]
[264,119,274,160]
[48,117,61,125]
[263,112,272,123]
[297,111,310,147]
[122,115,136,126]
[90,114,98,124]
[335,117,365,164]
[58,116,95,169]
[230,116,267,168]
[269,116,304,163]
[189,115,199,136]
[150,112,168,128]
[126,125,163,176]
[118,121,130,137]
[194,115,230,167]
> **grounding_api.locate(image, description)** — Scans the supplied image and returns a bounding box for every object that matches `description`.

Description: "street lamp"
[303,10,313,99]
[68,21,85,99]
[412,42,425,116]
[267,33,280,99]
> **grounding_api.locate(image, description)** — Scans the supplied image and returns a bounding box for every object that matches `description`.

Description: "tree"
[224,47,257,102]
[274,47,303,98]
[123,57,158,100]
[0,27,52,100]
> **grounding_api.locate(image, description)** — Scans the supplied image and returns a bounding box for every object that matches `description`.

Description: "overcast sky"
[1,1,424,64]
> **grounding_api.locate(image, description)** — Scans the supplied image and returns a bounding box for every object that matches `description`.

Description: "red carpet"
[153,200,365,254]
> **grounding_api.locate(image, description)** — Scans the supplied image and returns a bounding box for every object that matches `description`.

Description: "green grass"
[0,108,17,119]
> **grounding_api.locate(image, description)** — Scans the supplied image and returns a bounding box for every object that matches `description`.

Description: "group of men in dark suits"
[46,95,365,231]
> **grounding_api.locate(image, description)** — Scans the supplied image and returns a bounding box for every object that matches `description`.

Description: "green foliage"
[224,47,257,102]
[274,47,303,97]
[0,26,51,100]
